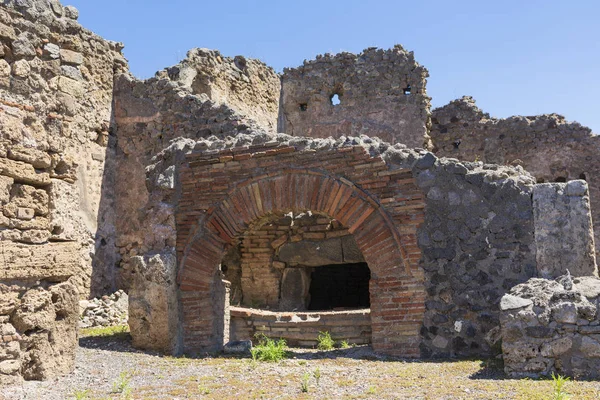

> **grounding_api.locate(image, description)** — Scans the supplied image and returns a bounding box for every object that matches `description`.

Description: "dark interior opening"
[579,173,587,181]
[555,177,567,183]
[308,262,370,310]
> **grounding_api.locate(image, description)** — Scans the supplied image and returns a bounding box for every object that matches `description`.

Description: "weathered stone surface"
[571,276,600,299]
[128,252,179,353]
[533,182,597,278]
[230,307,371,347]
[0,285,20,315]
[540,337,572,357]
[579,336,600,358]
[0,21,16,40]
[341,235,365,263]
[162,48,280,131]
[1,0,599,377]
[0,241,80,281]
[59,49,84,65]
[552,302,578,324]
[279,238,344,266]
[0,281,78,384]
[279,268,310,311]
[0,158,50,186]
[12,33,35,57]
[430,96,600,262]
[500,294,533,311]
[12,60,30,77]
[0,0,128,303]
[223,340,252,354]
[279,45,431,148]
[501,276,600,379]
[7,147,51,169]
[0,175,13,204]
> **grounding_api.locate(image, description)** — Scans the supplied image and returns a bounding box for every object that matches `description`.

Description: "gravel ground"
[2,332,600,399]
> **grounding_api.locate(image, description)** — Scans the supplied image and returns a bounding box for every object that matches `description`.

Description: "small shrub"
[339,340,350,349]
[317,331,335,351]
[250,334,287,362]
[300,372,310,393]
[552,372,570,400]
[366,385,378,395]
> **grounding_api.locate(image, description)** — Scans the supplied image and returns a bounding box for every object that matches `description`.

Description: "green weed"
[198,384,211,395]
[250,334,287,362]
[313,367,321,386]
[552,372,570,400]
[317,331,335,351]
[72,389,90,400]
[111,371,132,394]
[300,372,310,393]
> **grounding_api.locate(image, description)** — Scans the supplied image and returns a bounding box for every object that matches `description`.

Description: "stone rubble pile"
[500,275,600,378]
[78,290,128,328]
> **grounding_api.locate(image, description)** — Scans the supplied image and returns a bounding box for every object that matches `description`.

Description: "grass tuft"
[300,372,310,393]
[80,324,129,338]
[111,371,133,395]
[313,367,321,386]
[72,389,91,400]
[317,331,335,351]
[250,334,288,362]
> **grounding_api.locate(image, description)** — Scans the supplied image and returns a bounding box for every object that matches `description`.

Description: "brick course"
[176,143,426,356]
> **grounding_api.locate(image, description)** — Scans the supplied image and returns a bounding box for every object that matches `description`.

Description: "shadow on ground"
[78,332,509,381]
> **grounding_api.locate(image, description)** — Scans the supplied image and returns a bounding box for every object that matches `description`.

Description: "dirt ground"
[2,329,600,400]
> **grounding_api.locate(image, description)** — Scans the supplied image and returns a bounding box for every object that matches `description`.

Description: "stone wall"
[0,0,126,385]
[384,151,538,358]
[500,276,600,379]
[430,96,600,260]
[533,181,596,278]
[112,49,279,291]
[279,46,431,148]
[166,48,280,131]
[0,280,78,385]
[230,307,371,347]
[127,132,547,358]
[0,0,127,297]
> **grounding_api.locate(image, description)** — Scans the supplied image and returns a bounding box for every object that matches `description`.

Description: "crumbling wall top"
[155,48,281,131]
[279,45,431,149]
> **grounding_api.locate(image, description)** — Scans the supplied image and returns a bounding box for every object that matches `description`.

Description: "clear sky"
[68,0,599,133]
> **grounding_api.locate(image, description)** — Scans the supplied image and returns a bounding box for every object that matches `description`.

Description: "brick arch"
[178,170,425,356]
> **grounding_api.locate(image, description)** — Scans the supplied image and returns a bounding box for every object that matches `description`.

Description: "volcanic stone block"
[533,181,597,278]
[279,268,310,311]
[278,238,344,266]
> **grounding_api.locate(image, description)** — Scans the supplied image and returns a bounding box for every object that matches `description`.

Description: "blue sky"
[69,1,599,133]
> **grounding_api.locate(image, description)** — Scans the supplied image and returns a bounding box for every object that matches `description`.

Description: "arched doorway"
[177,170,425,356]
[222,211,373,346]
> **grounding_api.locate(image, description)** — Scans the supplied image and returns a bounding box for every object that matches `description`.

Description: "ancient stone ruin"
[1,0,599,384]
